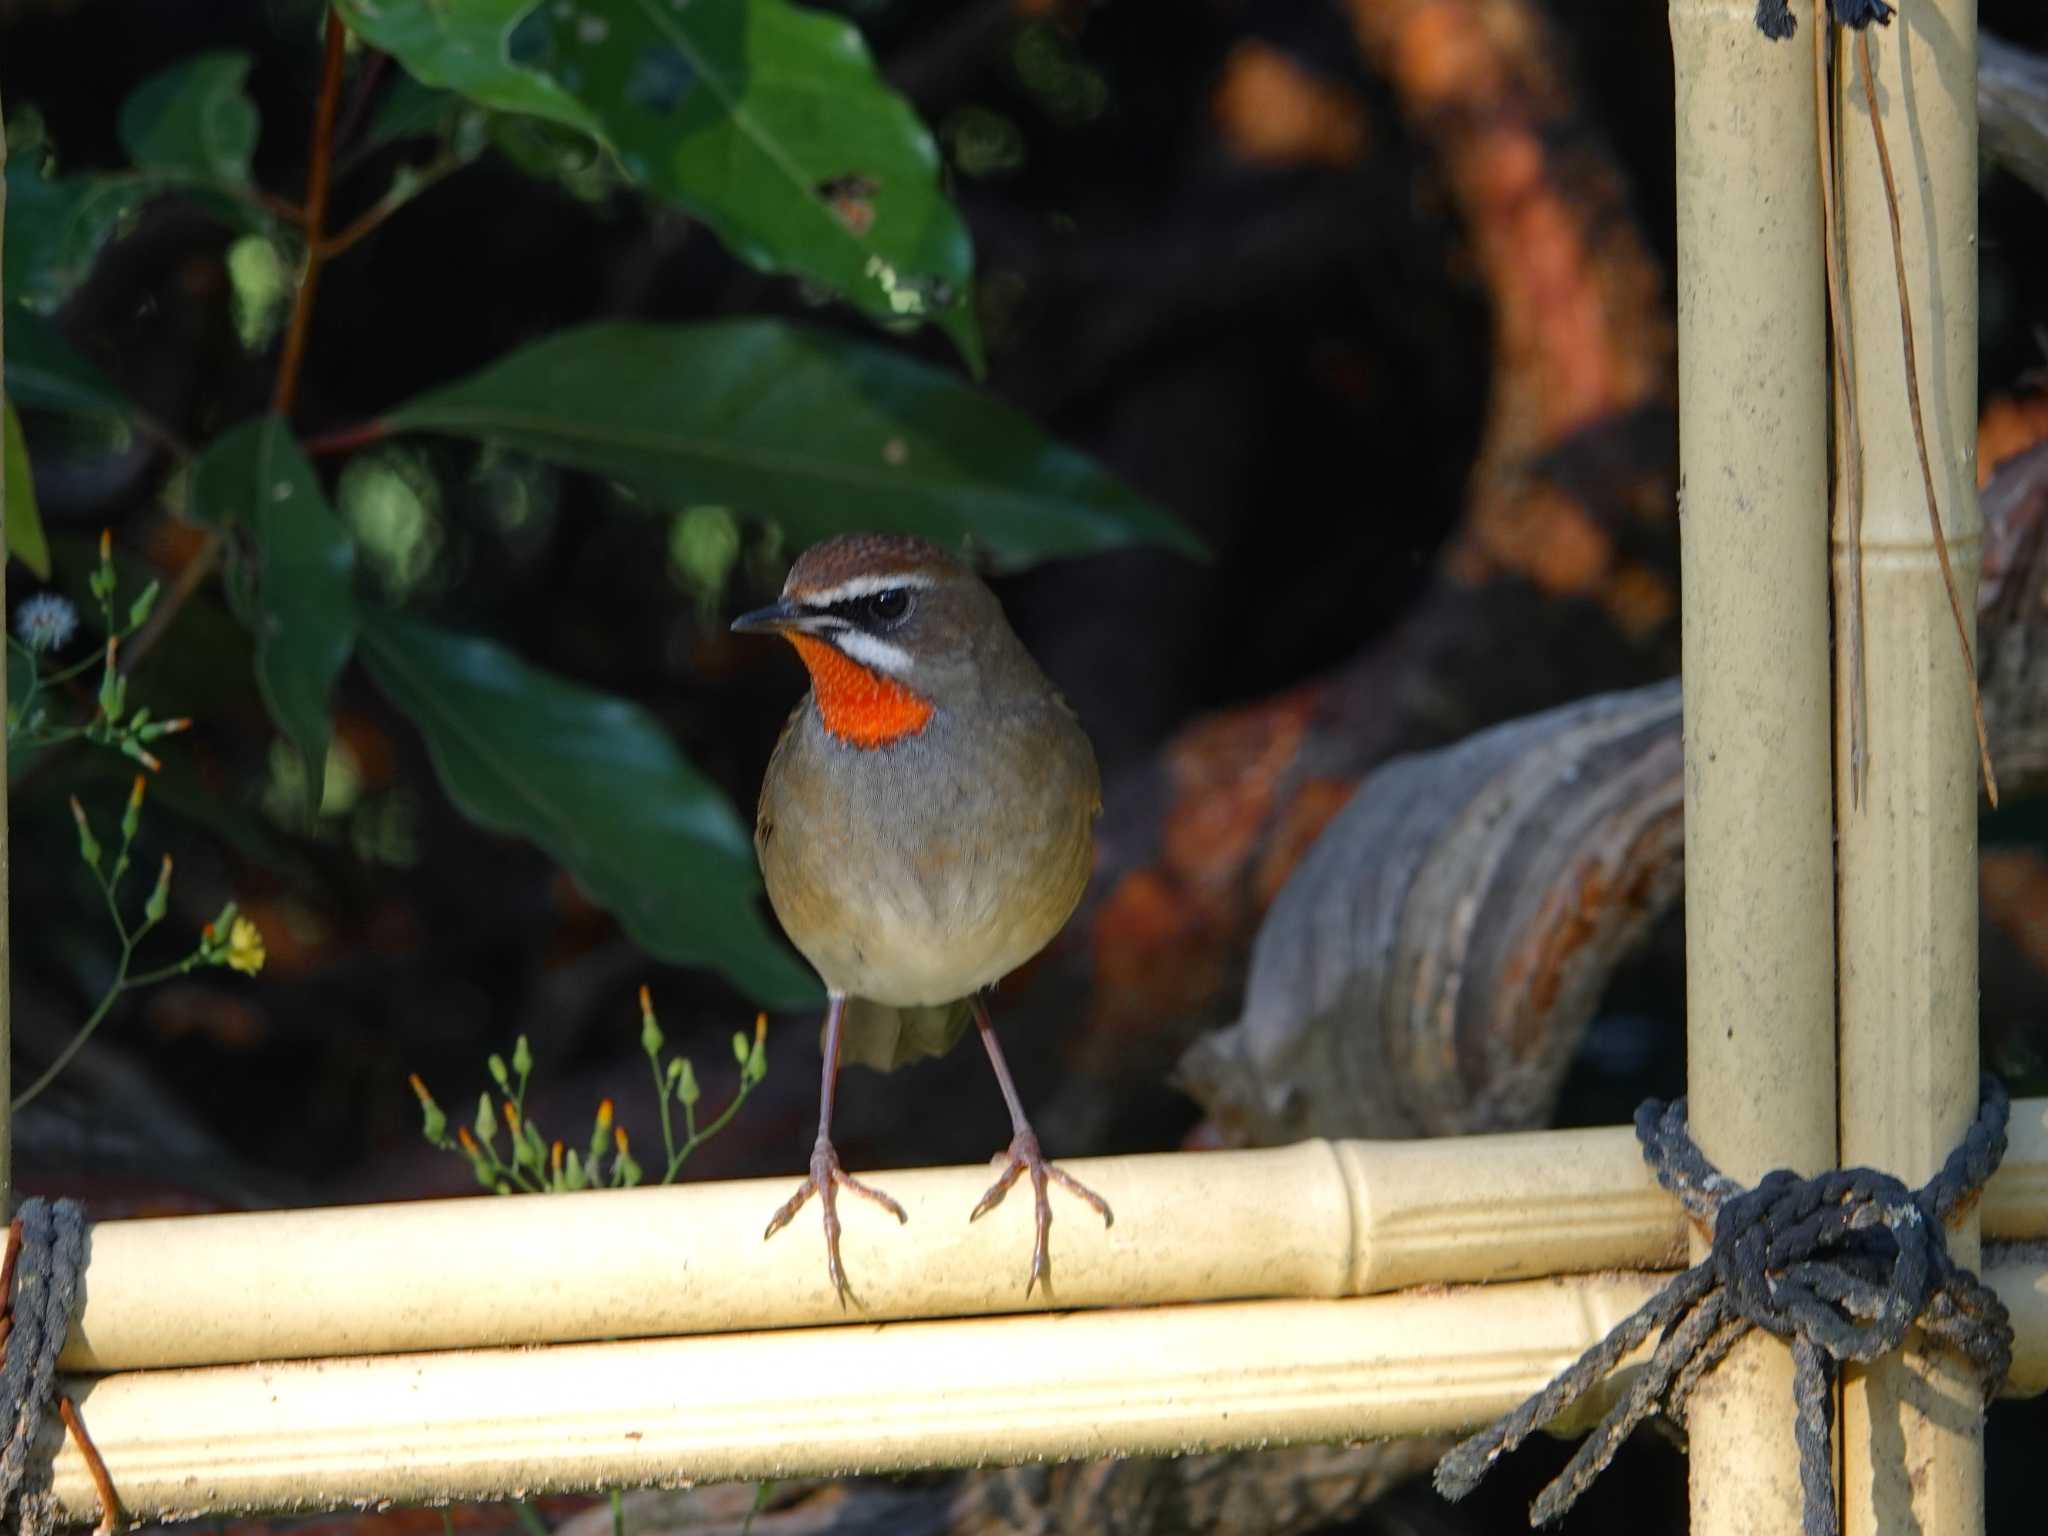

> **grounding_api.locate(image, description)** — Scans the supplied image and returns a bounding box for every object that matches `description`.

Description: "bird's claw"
[763,1136,906,1305]
[969,1128,1113,1298]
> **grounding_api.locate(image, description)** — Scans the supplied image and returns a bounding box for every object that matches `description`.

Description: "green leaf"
[358,608,818,1008]
[334,0,601,136]
[4,305,132,420]
[3,403,53,579]
[118,52,261,187]
[3,151,166,311]
[381,321,1198,567]
[190,419,360,781]
[359,73,471,156]
[340,0,979,364]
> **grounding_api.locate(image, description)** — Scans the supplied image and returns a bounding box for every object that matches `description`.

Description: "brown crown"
[782,533,964,598]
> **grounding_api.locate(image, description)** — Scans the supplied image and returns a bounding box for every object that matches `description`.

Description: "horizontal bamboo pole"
[66,1109,2048,1371]
[46,1258,2048,1526]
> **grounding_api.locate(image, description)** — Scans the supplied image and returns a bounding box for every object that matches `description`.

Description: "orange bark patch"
[1087,867,1230,1036]
[1213,42,1370,168]
[1979,393,2048,487]
[1254,776,1360,908]
[1983,851,2048,978]
[786,633,935,748]
[1604,560,1677,642]
[1159,684,1323,889]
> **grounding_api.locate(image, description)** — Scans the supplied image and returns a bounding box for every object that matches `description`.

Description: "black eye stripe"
[821,588,913,627]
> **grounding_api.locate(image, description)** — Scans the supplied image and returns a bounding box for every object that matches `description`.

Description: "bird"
[731,531,1112,1301]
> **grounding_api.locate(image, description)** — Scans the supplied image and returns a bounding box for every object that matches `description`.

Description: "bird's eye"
[859,588,912,627]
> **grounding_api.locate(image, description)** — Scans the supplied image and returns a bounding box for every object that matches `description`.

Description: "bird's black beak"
[730,598,805,635]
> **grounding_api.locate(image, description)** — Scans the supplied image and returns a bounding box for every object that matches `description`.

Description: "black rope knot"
[1756,0,1893,42]
[1434,1075,2013,1536]
[0,1198,90,1536]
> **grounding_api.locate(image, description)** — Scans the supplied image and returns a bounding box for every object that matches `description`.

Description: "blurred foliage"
[3,0,1191,1031]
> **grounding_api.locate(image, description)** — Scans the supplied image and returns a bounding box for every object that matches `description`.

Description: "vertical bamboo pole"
[1833,7,1984,1533]
[1668,5,1837,1531]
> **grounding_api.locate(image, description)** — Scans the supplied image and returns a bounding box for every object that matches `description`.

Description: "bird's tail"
[830,997,975,1072]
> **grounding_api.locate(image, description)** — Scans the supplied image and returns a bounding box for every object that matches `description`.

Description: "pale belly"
[758,706,1096,1006]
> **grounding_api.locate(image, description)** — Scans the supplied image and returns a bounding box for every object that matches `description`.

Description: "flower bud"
[675,1057,700,1109]
[487,1053,510,1092]
[122,775,147,845]
[474,1091,497,1147]
[143,855,173,926]
[512,1035,533,1080]
[69,796,102,871]
[638,985,663,1058]
[127,578,161,631]
[409,1074,448,1145]
[97,639,126,724]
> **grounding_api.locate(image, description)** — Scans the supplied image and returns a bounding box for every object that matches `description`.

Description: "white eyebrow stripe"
[830,629,915,676]
[796,571,937,605]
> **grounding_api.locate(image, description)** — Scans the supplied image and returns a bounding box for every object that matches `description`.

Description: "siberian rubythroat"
[732,533,1112,1301]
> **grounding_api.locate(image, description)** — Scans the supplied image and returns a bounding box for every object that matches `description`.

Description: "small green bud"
[638,984,663,1057]
[97,642,126,724]
[747,1029,767,1086]
[127,579,161,631]
[563,1149,587,1192]
[676,1057,700,1108]
[69,797,102,871]
[121,775,147,845]
[614,1144,643,1187]
[521,1120,547,1170]
[732,1031,751,1068]
[143,855,173,925]
[210,900,241,937]
[474,1091,497,1147]
[512,1034,534,1080]
[487,1053,510,1092]
[589,1099,615,1162]
[408,1074,448,1145]
[90,531,116,603]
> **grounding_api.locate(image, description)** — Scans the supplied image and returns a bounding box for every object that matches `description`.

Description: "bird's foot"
[969,1128,1113,1298]
[763,1136,907,1305]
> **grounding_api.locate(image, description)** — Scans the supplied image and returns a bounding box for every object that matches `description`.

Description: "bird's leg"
[762,992,906,1303]
[967,996,1113,1297]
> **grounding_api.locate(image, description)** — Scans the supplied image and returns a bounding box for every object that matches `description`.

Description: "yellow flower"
[225,916,267,976]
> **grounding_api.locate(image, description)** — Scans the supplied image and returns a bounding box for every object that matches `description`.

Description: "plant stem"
[127,8,351,683]
[664,1079,753,1184]
[273,8,351,420]
[650,1053,679,1176]
[318,150,466,260]
[14,938,135,1111]
[300,419,392,458]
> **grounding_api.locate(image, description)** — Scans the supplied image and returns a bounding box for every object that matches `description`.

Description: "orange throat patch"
[787,633,935,748]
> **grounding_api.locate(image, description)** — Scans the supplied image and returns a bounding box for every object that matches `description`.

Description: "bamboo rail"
[55,1116,2048,1373]
[1668,1,1837,1530]
[41,1253,2048,1525]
